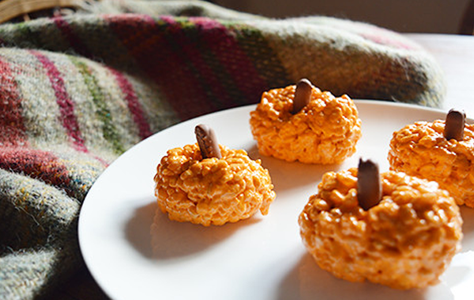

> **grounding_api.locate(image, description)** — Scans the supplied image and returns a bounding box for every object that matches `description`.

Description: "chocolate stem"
[291,78,313,114]
[357,158,381,210]
[444,109,466,141]
[195,124,222,159]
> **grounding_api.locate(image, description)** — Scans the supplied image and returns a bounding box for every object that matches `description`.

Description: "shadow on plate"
[277,253,454,300]
[150,209,261,260]
[125,200,261,260]
[460,206,474,251]
[246,145,354,193]
[124,200,157,259]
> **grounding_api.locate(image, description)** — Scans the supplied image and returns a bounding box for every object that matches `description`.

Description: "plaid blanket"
[0,0,446,299]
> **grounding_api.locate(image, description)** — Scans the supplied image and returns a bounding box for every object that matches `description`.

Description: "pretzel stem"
[195,124,222,159]
[357,158,381,210]
[444,109,466,141]
[291,78,313,114]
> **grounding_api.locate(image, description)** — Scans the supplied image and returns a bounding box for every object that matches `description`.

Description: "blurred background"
[213,0,472,34]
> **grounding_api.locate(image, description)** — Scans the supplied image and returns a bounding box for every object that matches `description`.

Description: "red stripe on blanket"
[53,16,93,58]
[0,57,28,146]
[30,50,88,153]
[0,147,71,188]
[191,17,268,104]
[109,68,152,139]
[160,16,234,111]
[106,14,215,120]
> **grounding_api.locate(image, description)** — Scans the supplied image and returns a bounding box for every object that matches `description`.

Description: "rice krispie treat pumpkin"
[249,79,362,164]
[154,124,276,226]
[388,109,474,207]
[298,159,462,290]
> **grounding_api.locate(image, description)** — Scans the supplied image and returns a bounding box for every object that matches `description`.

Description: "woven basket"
[0,0,93,24]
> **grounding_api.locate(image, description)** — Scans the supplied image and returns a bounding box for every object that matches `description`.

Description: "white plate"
[79,100,474,300]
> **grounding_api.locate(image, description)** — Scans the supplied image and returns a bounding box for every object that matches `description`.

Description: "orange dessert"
[298,159,462,290]
[154,124,276,226]
[249,79,362,164]
[388,109,474,207]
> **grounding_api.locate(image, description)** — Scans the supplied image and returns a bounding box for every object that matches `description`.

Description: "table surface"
[51,33,474,300]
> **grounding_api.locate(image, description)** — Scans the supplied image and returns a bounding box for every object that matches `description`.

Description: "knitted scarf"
[0,0,445,299]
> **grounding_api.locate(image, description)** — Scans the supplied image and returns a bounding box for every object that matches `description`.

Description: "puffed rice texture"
[389,120,474,207]
[298,168,462,289]
[154,143,276,226]
[249,84,361,164]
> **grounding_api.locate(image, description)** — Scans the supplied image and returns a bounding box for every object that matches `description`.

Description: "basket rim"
[0,0,90,24]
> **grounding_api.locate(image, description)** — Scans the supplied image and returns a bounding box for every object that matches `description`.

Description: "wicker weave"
[0,0,91,24]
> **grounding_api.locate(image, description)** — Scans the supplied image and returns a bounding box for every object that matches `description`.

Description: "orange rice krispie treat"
[154,124,276,226]
[298,159,462,290]
[388,109,474,207]
[249,79,362,164]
